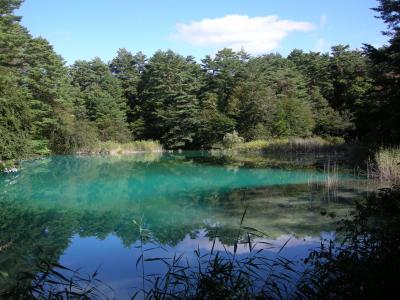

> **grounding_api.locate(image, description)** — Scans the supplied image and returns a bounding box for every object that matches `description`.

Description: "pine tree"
[362,0,400,143]
[288,49,354,137]
[0,0,32,159]
[109,49,146,127]
[139,51,202,148]
[70,58,130,142]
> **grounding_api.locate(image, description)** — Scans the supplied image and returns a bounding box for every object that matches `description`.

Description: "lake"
[0,152,370,298]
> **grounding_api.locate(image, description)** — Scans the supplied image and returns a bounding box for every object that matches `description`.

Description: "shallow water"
[0,152,369,298]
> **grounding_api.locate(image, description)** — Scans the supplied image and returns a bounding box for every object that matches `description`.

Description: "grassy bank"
[217,137,348,154]
[1,141,163,173]
[77,140,163,155]
[371,147,400,183]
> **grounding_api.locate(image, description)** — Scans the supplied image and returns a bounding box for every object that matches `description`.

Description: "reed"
[5,187,399,299]
[307,160,340,202]
[323,161,339,190]
[0,260,112,299]
[225,137,347,155]
[132,207,299,300]
[265,137,346,154]
[372,147,400,183]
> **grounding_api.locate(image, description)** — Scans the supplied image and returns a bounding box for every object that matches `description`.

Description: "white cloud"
[173,15,315,54]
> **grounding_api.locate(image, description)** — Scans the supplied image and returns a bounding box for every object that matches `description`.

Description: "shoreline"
[75,149,165,155]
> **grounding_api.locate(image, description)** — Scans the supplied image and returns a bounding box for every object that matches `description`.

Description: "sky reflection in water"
[0,152,366,298]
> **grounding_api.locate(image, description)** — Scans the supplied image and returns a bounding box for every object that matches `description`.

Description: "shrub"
[233,140,270,152]
[274,98,315,137]
[51,120,99,154]
[297,187,400,299]
[0,160,17,172]
[222,131,244,148]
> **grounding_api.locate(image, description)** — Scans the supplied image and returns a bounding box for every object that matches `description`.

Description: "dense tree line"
[1,0,399,160]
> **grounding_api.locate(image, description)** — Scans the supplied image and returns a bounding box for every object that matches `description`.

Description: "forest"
[1,0,399,163]
[1,0,400,298]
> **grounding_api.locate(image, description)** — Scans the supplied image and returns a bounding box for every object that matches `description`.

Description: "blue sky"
[17,0,388,64]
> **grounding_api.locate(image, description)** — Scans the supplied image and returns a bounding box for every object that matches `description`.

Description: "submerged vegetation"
[1,0,400,298]
[137,187,400,299]
[2,186,398,299]
[0,152,369,298]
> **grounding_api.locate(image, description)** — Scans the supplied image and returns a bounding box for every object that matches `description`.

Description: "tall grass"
[136,187,400,299]
[78,140,163,155]
[308,161,339,190]
[4,187,399,299]
[132,207,300,300]
[373,147,400,183]
[323,161,339,190]
[307,161,341,203]
[0,260,113,299]
[265,137,346,154]
[295,187,400,299]
[231,140,270,152]
[222,137,347,155]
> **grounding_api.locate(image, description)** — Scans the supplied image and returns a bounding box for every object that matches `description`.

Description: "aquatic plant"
[2,187,398,299]
[0,260,113,299]
[311,161,339,190]
[295,186,400,299]
[132,207,300,300]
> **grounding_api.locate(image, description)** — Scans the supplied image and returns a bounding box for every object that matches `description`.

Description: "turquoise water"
[0,152,365,298]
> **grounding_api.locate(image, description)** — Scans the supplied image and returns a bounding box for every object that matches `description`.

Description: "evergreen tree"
[201,48,249,116]
[288,49,354,137]
[2,0,399,157]
[0,74,32,160]
[196,92,235,148]
[0,0,32,159]
[22,37,79,153]
[274,97,315,137]
[246,54,315,138]
[362,0,400,144]
[288,49,333,100]
[70,58,130,142]
[249,54,309,102]
[228,61,278,140]
[329,45,372,113]
[139,51,202,148]
[109,49,146,127]
[0,0,94,156]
